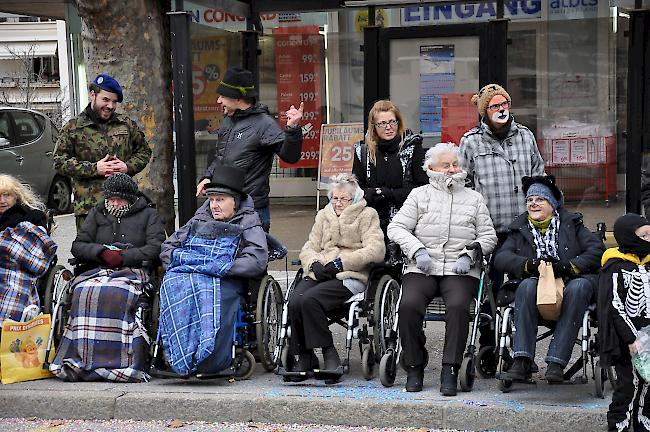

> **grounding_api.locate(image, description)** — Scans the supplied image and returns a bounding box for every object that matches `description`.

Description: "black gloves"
[323,262,340,279]
[310,262,329,281]
[525,258,540,276]
[552,260,574,278]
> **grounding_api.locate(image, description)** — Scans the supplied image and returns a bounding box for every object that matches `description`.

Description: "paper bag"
[1,314,54,384]
[536,261,565,321]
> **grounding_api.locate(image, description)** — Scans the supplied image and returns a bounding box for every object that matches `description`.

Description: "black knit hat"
[217,67,258,99]
[205,164,246,198]
[103,173,139,203]
[522,174,564,208]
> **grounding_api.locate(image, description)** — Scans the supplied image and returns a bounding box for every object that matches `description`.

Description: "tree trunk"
[75,0,175,233]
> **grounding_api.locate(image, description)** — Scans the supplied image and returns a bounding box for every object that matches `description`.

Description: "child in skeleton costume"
[598,213,650,432]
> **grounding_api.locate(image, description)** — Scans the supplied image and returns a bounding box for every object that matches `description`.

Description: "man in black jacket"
[196,68,304,232]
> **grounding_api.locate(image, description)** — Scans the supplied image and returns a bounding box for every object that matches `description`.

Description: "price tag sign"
[274,26,322,168]
[318,123,364,189]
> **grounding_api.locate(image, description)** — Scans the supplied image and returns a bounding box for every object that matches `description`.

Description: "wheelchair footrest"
[276,366,345,382]
[149,367,190,380]
[195,371,233,380]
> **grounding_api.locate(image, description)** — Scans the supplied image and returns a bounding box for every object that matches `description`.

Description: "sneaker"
[545,362,564,383]
[440,364,458,396]
[322,345,342,371]
[507,357,531,381]
[405,365,424,392]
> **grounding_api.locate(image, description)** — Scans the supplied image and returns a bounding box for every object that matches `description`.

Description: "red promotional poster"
[274,26,322,168]
[441,93,477,145]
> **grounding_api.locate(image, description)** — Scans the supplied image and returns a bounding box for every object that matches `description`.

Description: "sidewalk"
[0,203,615,431]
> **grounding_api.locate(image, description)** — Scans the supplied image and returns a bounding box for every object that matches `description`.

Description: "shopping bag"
[536,261,565,321]
[632,325,650,381]
[0,314,54,384]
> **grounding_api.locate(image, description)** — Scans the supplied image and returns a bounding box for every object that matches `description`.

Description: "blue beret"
[92,74,123,102]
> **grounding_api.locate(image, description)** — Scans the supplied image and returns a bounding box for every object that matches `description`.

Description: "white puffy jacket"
[387,169,497,279]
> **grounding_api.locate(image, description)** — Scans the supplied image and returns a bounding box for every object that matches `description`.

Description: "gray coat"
[72,195,165,267]
[203,104,302,209]
[160,196,268,278]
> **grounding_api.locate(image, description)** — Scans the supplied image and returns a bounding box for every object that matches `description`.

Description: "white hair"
[422,142,462,171]
[327,173,364,203]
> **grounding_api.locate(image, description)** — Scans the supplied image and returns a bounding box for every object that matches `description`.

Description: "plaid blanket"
[159,221,241,376]
[49,267,150,382]
[0,222,57,325]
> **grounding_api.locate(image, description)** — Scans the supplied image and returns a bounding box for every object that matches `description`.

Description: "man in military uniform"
[53,74,152,231]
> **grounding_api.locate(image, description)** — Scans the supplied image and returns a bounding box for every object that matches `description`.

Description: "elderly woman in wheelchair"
[49,173,165,382]
[0,174,56,325]
[157,164,279,378]
[494,175,604,384]
[387,143,497,395]
[284,173,385,381]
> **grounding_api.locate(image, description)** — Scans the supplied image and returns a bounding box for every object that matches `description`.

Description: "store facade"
[172,0,649,229]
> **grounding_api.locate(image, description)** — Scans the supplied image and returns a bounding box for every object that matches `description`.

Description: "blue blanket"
[159,221,241,376]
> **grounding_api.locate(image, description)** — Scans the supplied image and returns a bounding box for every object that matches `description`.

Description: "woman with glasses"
[494,175,603,384]
[287,173,385,379]
[353,100,428,237]
[387,143,497,394]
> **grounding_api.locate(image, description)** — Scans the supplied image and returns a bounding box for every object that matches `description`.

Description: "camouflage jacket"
[53,109,151,216]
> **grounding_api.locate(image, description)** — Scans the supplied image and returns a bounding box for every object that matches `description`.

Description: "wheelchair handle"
[466,242,483,263]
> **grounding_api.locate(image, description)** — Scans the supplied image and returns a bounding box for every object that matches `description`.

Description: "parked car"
[0,106,72,214]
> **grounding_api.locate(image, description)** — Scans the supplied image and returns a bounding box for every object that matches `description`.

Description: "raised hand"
[285,102,305,128]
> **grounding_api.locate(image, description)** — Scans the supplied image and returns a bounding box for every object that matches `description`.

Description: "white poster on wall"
[419,44,455,136]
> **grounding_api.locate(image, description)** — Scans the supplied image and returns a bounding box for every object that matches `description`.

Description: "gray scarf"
[105,199,131,219]
[528,214,560,261]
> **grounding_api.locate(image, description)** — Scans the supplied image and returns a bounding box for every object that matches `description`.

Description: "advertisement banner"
[274,26,322,168]
[318,123,364,189]
[441,93,476,145]
[420,44,455,136]
[191,36,228,133]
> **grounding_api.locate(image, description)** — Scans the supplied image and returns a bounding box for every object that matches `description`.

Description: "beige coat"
[300,199,385,284]
[387,169,497,279]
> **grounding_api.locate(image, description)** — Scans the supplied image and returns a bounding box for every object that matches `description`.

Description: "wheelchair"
[495,222,616,397]
[42,258,161,371]
[148,272,283,381]
[377,244,497,391]
[275,260,401,383]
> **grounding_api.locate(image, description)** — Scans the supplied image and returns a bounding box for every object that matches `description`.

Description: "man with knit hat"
[460,84,545,349]
[196,67,304,232]
[54,74,151,232]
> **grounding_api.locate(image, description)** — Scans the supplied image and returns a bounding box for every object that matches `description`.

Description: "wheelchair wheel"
[233,348,256,380]
[361,344,375,380]
[255,275,283,372]
[379,350,397,387]
[475,345,497,378]
[43,265,72,315]
[460,354,476,392]
[373,275,400,361]
[595,361,607,399]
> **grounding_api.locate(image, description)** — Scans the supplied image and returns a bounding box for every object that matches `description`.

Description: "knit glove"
[100,249,123,269]
[552,260,574,278]
[452,255,472,275]
[414,248,433,274]
[310,261,330,282]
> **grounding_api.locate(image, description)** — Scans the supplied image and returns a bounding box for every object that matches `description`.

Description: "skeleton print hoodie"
[598,214,650,367]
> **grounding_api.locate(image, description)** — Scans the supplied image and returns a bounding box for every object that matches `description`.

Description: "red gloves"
[100,249,123,268]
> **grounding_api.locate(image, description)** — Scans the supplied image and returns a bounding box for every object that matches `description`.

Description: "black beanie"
[613,213,650,257]
[103,173,139,203]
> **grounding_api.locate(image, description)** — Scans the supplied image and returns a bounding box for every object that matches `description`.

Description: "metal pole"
[625,9,649,214]
[169,11,197,225]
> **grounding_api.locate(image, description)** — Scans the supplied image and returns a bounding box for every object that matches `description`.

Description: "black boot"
[440,364,458,396]
[507,357,531,381]
[322,345,342,371]
[295,350,319,372]
[545,361,564,383]
[405,365,424,392]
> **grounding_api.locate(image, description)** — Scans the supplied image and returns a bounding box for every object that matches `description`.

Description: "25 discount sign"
[274,26,322,168]
[318,123,364,189]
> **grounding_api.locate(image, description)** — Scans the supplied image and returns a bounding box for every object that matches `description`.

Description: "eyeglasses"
[375,120,398,129]
[487,100,510,111]
[330,197,352,204]
[526,197,548,205]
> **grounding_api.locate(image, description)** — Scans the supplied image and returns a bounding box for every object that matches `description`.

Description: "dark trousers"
[75,214,87,233]
[399,273,477,367]
[608,353,650,432]
[287,277,352,354]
